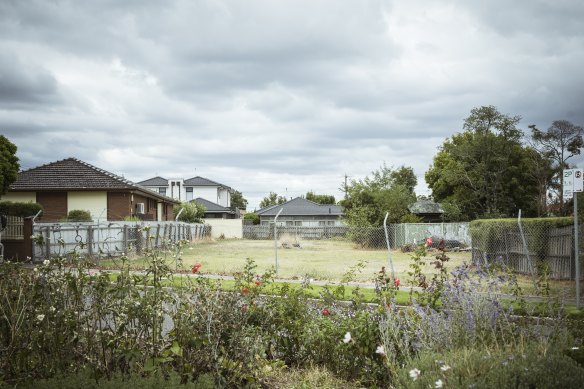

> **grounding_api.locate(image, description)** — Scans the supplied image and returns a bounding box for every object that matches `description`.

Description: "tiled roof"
[256,197,343,217]
[194,198,234,214]
[137,176,168,186]
[10,158,178,203]
[409,199,444,214]
[184,176,231,190]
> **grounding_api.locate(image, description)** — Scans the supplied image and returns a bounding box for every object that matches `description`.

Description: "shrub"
[243,212,260,225]
[0,200,43,217]
[65,209,92,222]
[399,346,584,389]
[173,201,206,223]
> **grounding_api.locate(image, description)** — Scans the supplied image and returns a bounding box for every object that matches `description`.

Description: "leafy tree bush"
[64,209,92,222]
[0,200,43,217]
[243,212,260,225]
[259,192,287,208]
[342,164,417,227]
[173,201,206,223]
[230,190,248,210]
[426,105,541,220]
[0,135,19,196]
[399,213,423,223]
[306,191,336,204]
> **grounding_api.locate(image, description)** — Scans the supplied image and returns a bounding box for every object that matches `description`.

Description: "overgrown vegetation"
[1,237,582,388]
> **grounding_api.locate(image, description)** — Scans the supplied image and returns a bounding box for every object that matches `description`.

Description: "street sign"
[564,169,574,199]
[575,169,583,192]
[563,168,583,199]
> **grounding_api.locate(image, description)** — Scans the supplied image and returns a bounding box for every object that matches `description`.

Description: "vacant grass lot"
[98,237,579,298]
[103,238,471,282]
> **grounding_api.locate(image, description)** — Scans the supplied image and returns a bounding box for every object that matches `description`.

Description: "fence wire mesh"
[470,220,580,280]
[243,223,471,250]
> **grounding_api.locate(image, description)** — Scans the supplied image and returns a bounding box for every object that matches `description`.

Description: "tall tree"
[426,106,539,220]
[230,190,248,210]
[0,135,19,196]
[529,120,584,215]
[342,164,417,226]
[259,192,287,208]
[306,191,336,204]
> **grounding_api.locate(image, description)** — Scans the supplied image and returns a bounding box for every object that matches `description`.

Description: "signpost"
[564,169,582,308]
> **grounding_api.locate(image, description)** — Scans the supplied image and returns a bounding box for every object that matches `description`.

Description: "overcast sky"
[1,0,583,210]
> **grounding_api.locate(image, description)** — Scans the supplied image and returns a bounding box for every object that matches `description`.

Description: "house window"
[286,221,294,226]
[294,221,302,226]
[185,187,193,201]
[159,187,167,196]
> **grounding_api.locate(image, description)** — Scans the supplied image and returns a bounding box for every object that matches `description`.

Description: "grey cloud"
[0,54,61,108]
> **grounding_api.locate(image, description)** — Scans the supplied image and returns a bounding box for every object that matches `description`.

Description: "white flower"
[571,346,580,350]
[435,379,443,388]
[49,306,56,313]
[36,314,45,321]
[343,332,352,343]
[375,345,385,355]
[409,368,421,381]
[440,364,451,372]
[43,260,50,265]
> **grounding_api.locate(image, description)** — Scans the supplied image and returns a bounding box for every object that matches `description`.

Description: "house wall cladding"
[107,192,131,220]
[36,192,67,222]
[68,191,107,221]
[131,193,158,220]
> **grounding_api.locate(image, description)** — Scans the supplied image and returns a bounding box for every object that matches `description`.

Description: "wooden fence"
[471,225,577,280]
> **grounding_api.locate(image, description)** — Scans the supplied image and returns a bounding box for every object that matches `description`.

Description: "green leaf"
[170,341,183,356]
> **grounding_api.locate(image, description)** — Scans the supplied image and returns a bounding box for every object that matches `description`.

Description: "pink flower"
[322,308,330,316]
[394,278,401,287]
[426,237,433,246]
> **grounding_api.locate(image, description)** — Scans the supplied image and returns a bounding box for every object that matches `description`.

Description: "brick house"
[1,158,178,222]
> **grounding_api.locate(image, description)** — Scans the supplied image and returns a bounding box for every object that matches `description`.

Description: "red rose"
[242,287,248,295]
[255,280,261,286]
[394,278,400,287]
[322,308,330,316]
[191,266,198,274]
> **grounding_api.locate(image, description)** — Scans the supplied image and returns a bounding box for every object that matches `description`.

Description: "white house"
[137,176,232,208]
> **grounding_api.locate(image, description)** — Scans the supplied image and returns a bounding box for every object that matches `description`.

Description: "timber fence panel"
[470,221,576,280]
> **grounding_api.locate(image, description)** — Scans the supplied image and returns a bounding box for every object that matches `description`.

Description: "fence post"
[23,217,33,261]
[44,226,51,260]
[145,227,151,251]
[123,225,128,254]
[87,225,94,257]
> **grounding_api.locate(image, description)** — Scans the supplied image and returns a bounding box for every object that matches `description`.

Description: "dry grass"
[177,238,471,282]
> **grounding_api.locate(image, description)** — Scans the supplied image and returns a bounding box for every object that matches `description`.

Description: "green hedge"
[64,209,93,222]
[470,217,573,261]
[0,201,43,218]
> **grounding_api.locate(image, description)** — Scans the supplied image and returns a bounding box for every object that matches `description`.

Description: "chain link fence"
[470,219,579,280]
[32,221,211,261]
[243,223,470,250]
